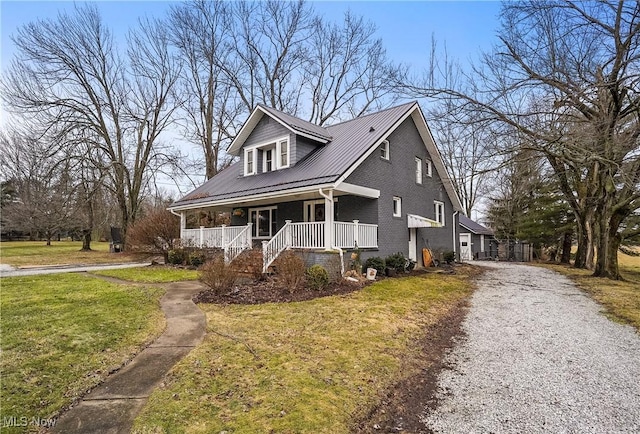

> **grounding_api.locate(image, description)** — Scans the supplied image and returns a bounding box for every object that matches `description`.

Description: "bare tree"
[1,4,181,247]
[169,0,241,180]
[303,11,402,125]
[404,0,640,279]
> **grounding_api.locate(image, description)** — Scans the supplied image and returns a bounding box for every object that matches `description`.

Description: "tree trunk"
[81,229,92,251]
[574,210,594,269]
[560,230,572,264]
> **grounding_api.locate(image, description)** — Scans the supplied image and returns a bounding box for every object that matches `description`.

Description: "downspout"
[170,208,185,239]
[319,188,345,276]
[452,211,459,261]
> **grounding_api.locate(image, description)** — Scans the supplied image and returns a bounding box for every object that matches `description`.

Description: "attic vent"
[369,126,375,132]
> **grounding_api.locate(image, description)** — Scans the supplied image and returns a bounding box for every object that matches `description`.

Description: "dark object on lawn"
[110,227,123,253]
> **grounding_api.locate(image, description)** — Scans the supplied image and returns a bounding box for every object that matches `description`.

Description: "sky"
[0,0,503,208]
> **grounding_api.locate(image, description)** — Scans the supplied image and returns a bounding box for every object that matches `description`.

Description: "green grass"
[93,266,200,283]
[543,251,640,331]
[0,240,147,267]
[0,274,165,432]
[132,270,474,433]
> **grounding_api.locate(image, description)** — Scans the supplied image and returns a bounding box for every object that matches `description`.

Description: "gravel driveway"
[423,262,640,433]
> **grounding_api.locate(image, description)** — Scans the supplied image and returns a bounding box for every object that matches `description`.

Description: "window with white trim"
[426,160,433,177]
[380,140,390,160]
[243,136,290,176]
[278,138,289,168]
[244,148,256,175]
[434,201,445,225]
[415,157,423,184]
[249,206,278,238]
[393,196,402,217]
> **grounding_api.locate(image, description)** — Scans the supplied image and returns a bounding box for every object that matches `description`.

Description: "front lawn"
[0,240,147,267]
[93,265,199,283]
[132,270,474,433]
[0,274,165,431]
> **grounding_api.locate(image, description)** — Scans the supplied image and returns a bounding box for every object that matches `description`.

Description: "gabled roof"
[227,104,332,156]
[170,102,464,211]
[459,214,494,235]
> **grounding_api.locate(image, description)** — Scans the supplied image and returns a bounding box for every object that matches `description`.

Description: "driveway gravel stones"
[423,262,640,434]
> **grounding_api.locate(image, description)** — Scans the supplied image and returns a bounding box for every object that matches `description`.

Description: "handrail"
[224,223,253,263]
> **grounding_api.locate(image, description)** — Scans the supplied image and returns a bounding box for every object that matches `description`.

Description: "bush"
[363,256,385,274]
[275,250,305,291]
[188,250,206,268]
[306,264,329,291]
[167,249,186,265]
[199,255,238,295]
[443,251,456,264]
[385,252,407,273]
[126,208,180,262]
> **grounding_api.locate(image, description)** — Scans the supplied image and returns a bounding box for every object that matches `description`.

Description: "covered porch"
[172,183,380,270]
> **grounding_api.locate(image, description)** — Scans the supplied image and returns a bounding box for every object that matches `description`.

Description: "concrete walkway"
[51,281,207,434]
[0,262,153,277]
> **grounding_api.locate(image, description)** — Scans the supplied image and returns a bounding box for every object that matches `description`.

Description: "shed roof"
[459,214,494,235]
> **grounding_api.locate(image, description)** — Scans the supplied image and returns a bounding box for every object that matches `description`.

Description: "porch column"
[180,212,186,240]
[323,190,334,250]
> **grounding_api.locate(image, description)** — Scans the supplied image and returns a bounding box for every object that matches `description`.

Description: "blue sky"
[1,1,502,73]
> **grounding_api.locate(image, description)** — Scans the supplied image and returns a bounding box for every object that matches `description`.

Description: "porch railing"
[182,224,252,263]
[262,220,378,272]
[224,224,253,263]
[182,225,246,248]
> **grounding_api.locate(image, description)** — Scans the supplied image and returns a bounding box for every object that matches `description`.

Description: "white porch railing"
[224,224,253,263]
[182,224,252,263]
[262,220,378,272]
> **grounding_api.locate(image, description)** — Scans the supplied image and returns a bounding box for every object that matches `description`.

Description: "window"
[393,196,402,217]
[249,206,278,238]
[263,148,274,172]
[244,148,256,175]
[415,157,423,184]
[278,139,289,168]
[426,160,433,177]
[434,201,445,225]
[380,140,389,160]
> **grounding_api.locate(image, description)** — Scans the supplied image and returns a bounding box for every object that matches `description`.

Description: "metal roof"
[170,102,462,211]
[459,214,494,235]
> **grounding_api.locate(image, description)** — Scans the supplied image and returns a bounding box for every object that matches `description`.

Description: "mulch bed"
[193,277,371,304]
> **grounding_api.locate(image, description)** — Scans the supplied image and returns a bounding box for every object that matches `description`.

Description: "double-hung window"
[415,157,423,184]
[426,160,433,177]
[278,139,289,168]
[380,140,390,160]
[244,149,256,175]
[434,201,445,225]
[263,148,274,172]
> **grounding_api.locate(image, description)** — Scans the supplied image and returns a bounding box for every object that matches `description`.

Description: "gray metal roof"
[258,104,333,142]
[170,102,428,209]
[459,214,494,235]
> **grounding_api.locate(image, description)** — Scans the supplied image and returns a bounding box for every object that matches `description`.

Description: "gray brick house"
[168,101,464,272]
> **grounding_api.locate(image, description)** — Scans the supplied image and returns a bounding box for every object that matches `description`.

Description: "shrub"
[126,208,180,262]
[363,256,385,274]
[443,251,456,264]
[306,264,329,291]
[188,250,206,268]
[385,252,407,273]
[199,255,238,295]
[275,250,305,291]
[167,249,186,265]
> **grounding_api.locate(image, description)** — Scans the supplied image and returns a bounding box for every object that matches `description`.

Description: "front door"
[459,233,472,261]
[304,200,325,222]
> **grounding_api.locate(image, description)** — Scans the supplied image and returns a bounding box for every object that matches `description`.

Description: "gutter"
[453,210,459,260]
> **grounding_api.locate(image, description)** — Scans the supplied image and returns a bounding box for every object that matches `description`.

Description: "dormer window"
[244,136,290,176]
[245,148,256,175]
